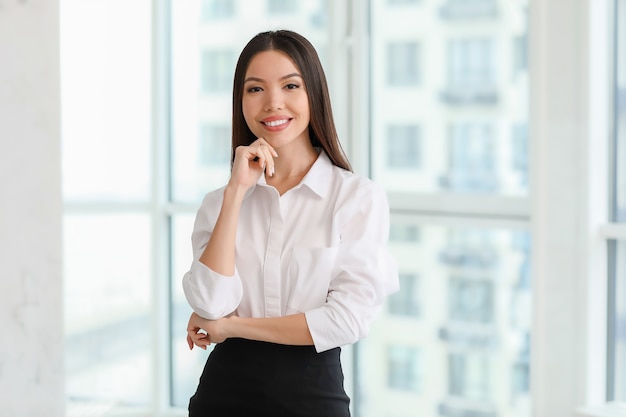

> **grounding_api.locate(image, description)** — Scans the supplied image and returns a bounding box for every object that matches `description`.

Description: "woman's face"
[242,50,311,151]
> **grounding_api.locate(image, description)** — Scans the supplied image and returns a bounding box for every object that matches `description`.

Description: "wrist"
[223,315,239,339]
[224,182,250,199]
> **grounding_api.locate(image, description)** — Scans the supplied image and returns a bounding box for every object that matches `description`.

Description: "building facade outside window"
[388,345,422,392]
[387,41,421,86]
[387,124,421,169]
[201,0,234,20]
[197,124,230,166]
[200,49,235,93]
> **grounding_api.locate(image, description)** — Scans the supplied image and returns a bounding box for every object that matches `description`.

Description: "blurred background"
[0,0,624,416]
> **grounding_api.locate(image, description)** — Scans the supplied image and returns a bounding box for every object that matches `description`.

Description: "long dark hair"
[231,30,352,172]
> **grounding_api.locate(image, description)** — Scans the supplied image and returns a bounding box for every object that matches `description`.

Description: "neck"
[272,144,319,179]
[265,144,319,196]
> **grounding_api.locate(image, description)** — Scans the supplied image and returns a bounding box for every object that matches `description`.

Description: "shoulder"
[194,186,229,224]
[329,166,388,205]
[200,186,227,208]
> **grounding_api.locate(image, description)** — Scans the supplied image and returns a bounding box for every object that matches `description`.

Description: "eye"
[246,86,263,93]
[284,83,300,90]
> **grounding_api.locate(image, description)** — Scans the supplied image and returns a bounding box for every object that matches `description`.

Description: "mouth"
[261,118,291,127]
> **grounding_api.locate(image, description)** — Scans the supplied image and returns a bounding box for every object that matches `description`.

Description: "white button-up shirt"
[182,151,399,352]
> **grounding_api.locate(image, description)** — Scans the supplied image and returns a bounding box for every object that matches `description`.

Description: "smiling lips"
[261,117,291,130]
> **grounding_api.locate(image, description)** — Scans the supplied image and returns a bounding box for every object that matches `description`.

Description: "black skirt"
[188,338,351,417]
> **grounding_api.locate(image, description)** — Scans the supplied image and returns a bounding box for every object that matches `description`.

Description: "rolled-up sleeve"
[305,182,399,352]
[182,191,243,320]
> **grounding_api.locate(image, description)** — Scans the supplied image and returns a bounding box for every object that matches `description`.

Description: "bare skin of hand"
[186,311,314,351]
[186,312,228,350]
[230,137,278,190]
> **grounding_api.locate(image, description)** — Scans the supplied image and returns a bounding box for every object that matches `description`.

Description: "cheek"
[298,98,311,123]
[242,101,257,131]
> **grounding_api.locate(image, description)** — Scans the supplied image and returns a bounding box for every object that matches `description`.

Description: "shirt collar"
[248,149,333,199]
[299,149,333,198]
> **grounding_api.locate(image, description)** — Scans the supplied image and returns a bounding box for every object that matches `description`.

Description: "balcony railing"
[439,86,499,105]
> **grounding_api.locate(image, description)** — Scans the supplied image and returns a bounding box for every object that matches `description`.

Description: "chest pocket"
[287,246,338,314]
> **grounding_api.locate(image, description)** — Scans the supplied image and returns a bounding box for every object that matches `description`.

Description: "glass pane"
[64,214,152,407]
[60,0,151,201]
[170,0,329,203]
[611,240,626,401]
[370,0,529,195]
[359,221,531,417]
[616,0,626,221]
[170,214,211,408]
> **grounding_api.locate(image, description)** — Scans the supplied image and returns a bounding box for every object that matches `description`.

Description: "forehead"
[245,50,300,78]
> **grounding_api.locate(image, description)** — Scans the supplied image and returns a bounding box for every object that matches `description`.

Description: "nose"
[264,88,284,112]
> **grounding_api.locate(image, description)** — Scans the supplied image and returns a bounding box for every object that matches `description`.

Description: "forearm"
[199,185,247,275]
[224,314,314,346]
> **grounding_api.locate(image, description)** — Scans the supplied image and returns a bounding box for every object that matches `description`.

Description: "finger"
[187,334,194,350]
[192,334,210,350]
[255,146,275,177]
[189,330,209,347]
[249,149,266,169]
[251,138,278,159]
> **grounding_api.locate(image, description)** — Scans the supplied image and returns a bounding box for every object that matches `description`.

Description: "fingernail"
[270,167,275,177]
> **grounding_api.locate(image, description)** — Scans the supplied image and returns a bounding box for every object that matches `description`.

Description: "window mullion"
[152,0,173,413]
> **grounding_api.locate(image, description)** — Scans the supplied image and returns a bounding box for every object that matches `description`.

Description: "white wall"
[0,1,64,416]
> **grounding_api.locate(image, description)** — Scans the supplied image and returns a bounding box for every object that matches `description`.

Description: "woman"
[183,29,398,417]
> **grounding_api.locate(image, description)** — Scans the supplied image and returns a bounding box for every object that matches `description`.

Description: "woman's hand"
[186,312,229,350]
[229,138,278,190]
[187,312,210,350]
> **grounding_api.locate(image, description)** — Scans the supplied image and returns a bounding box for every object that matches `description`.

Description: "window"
[198,124,230,166]
[201,0,234,20]
[361,224,530,416]
[387,124,421,169]
[448,352,491,401]
[512,123,529,187]
[61,0,153,410]
[267,0,298,14]
[448,39,495,89]
[439,0,499,19]
[449,278,493,324]
[387,345,422,392]
[442,123,496,192]
[362,1,530,415]
[512,333,531,396]
[513,35,528,75]
[388,273,420,316]
[388,0,420,6]
[200,49,236,94]
[387,42,420,86]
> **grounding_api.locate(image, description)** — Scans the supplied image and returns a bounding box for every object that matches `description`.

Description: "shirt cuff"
[182,259,243,320]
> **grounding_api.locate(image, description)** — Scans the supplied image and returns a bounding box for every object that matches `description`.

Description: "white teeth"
[265,119,288,127]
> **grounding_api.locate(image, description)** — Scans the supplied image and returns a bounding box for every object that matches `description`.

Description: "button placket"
[263,189,284,317]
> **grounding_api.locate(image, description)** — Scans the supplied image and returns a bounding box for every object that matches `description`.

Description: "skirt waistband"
[212,338,341,364]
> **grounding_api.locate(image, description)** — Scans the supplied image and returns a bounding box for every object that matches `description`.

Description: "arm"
[200,138,276,275]
[187,313,313,350]
[198,185,247,276]
[182,139,278,319]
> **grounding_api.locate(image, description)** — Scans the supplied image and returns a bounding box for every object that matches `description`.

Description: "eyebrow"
[244,72,302,84]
